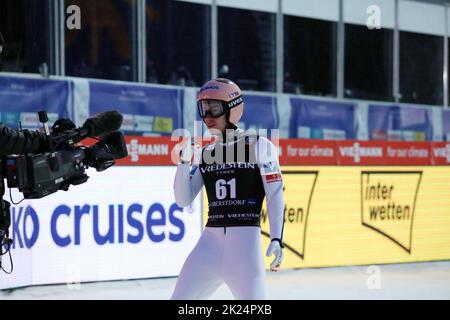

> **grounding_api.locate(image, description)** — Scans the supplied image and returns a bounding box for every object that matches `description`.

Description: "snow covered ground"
[1,261,449,300]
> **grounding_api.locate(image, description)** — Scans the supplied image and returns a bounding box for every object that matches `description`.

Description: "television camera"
[0,110,128,273]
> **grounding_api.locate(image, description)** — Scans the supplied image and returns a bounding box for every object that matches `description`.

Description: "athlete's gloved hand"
[174,138,202,165]
[174,138,195,164]
[266,239,284,272]
[180,140,194,163]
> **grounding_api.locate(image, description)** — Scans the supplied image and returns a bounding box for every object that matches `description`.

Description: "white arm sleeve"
[173,149,204,208]
[256,137,285,240]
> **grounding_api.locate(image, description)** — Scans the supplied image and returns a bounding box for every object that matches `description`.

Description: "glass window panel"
[0,0,50,74]
[146,0,211,86]
[284,15,337,96]
[65,0,134,81]
[400,31,443,106]
[218,6,276,92]
[344,24,393,101]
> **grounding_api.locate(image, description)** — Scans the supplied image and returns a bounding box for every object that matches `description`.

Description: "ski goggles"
[197,96,243,119]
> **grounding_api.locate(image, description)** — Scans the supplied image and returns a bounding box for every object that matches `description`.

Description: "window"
[218,7,276,92]
[146,0,211,87]
[400,31,443,106]
[284,15,337,96]
[0,0,50,74]
[65,0,134,81]
[344,24,393,101]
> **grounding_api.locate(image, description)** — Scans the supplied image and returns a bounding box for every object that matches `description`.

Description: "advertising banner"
[238,95,278,133]
[0,167,202,290]
[442,109,450,141]
[289,98,357,140]
[368,104,433,141]
[201,165,450,269]
[278,139,337,165]
[117,136,178,165]
[89,81,183,135]
[259,166,450,269]
[430,142,450,165]
[0,76,70,129]
[336,141,430,166]
[116,137,441,166]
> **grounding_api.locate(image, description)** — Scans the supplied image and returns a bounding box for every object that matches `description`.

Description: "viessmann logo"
[360,171,422,253]
[339,143,383,163]
[127,139,169,162]
[260,171,318,260]
[432,143,450,163]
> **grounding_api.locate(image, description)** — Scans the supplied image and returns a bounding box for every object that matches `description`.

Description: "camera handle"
[38,111,59,171]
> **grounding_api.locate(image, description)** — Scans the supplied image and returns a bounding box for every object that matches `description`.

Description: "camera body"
[4,149,87,199]
[3,130,126,199]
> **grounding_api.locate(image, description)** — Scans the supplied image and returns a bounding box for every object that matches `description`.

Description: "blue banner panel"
[89,81,183,135]
[289,97,356,139]
[239,94,278,132]
[442,109,450,141]
[0,76,70,129]
[368,104,432,141]
[194,93,279,137]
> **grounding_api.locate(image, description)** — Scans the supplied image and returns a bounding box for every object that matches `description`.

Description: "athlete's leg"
[222,227,267,300]
[171,227,224,299]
